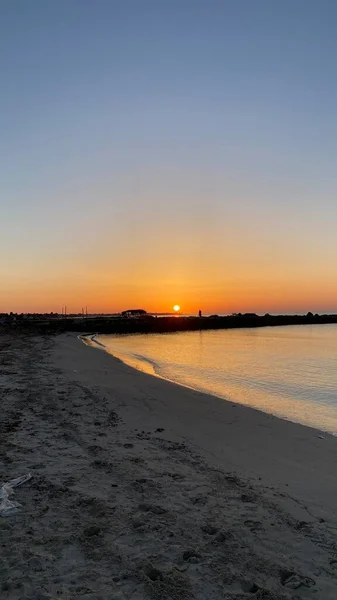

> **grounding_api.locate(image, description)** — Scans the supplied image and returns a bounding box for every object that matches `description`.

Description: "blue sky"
[1,1,336,313]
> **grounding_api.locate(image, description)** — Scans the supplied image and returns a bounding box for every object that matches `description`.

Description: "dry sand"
[1,332,337,600]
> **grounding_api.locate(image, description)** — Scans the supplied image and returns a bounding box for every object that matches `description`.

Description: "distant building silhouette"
[121,309,147,318]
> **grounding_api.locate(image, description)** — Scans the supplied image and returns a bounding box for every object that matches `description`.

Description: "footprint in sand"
[88,444,101,455]
[244,520,261,532]
[295,520,312,532]
[91,459,113,472]
[213,530,234,543]
[225,475,245,488]
[280,570,315,589]
[191,495,207,505]
[241,581,259,594]
[241,493,256,503]
[108,411,120,426]
[182,550,201,564]
[138,503,167,515]
[129,456,144,464]
[136,433,150,440]
[163,472,185,480]
[201,524,218,535]
[144,566,163,581]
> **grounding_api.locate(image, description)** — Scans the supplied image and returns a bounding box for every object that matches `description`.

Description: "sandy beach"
[1,332,337,600]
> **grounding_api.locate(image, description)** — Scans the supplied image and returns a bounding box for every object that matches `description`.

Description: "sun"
[173,304,180,312]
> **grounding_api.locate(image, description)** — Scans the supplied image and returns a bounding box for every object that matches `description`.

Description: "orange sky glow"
[2,185,336,315]
[2,267,337,315]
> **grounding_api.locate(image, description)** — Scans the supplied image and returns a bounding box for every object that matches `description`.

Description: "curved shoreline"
[79,331,337,437]
[80,331,197,388]
[68,332,337,510]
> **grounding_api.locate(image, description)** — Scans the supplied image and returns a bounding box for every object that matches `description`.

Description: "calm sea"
[96,324,337,434]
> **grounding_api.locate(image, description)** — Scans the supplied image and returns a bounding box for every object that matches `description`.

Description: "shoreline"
[73,333,337,512]
[2,331,337,598]
[84,331,337,438]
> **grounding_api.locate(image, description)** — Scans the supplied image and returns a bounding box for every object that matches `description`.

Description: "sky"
[1,0,337,314]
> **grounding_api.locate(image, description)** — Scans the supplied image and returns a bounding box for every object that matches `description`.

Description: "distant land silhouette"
[2,311,337,335]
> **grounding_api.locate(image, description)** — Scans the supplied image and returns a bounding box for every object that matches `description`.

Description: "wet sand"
[1,332,337,599]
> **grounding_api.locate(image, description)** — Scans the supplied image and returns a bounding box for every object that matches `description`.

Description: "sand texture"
[1,332,337,599]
